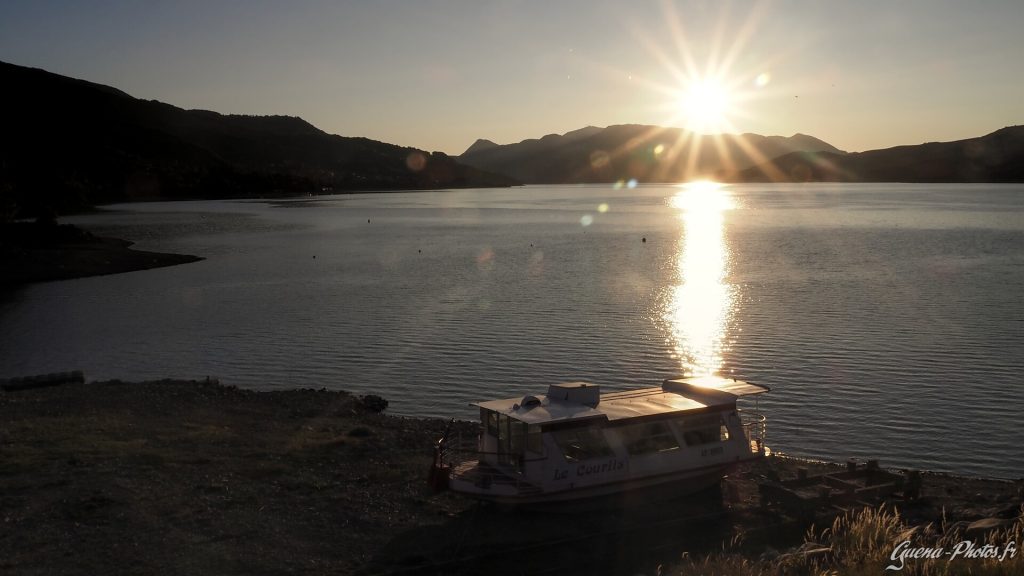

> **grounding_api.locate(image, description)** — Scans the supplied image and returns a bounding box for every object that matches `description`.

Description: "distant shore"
[0,221,202,287]
[1,378,1020,575]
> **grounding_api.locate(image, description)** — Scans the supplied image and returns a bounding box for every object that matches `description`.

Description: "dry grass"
[666,506,1023,576]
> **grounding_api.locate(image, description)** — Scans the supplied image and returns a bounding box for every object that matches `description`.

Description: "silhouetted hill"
[458,125,845,184]
[732,126,1024,183]
[0,61,517,219]
[462,139,499,155]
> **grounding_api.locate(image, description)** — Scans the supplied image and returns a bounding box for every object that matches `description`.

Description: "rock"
[360,395,388,413]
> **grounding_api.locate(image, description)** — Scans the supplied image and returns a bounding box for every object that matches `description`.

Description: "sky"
[2,0,1022,155]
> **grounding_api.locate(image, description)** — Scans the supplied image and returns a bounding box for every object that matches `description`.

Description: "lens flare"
[476,247,495,271]
[405,151,427,172]
[589,150,610,169]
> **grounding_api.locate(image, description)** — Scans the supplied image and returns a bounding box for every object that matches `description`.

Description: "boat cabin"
[433,376,769,504]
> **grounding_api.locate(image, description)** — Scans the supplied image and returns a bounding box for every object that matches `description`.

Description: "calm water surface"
[2,184,1022,478]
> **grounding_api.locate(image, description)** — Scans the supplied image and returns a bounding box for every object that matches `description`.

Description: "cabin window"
[496,413,508,451]
[526,424,543,454]
[509,419,525,457]
[484,409,498,437]
[551,426,613,462]
[680,414,729,446]
[492,414,532,470]
[619,420,680,455]
[496,414,514,467]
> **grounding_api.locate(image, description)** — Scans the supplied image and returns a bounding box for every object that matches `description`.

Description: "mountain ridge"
[731,126,1024,182]
[460,123,1024,184]
[458,124,845,184]
[0,61,517,219]
[3,60,1021,221]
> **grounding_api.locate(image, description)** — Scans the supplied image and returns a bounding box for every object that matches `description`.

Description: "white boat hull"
[449,459,739,506]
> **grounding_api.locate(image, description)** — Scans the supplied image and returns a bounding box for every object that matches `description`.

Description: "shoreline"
[0,222,203,287]
[1,378,1019,575]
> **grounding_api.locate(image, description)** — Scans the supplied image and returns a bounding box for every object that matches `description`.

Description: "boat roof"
[473,375,769,426]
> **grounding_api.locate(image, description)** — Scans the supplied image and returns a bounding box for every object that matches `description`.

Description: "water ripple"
[1,184,1023,478]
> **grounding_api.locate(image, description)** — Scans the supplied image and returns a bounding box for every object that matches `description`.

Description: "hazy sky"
[2,0,1022,155]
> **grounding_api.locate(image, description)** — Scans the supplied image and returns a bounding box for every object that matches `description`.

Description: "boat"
[430,375,769,505]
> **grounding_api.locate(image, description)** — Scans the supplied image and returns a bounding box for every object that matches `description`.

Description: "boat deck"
[452,460,543,496]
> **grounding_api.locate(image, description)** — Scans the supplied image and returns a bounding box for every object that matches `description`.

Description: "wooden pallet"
[759,460,915,516]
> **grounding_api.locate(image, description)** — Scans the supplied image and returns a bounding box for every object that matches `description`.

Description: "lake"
[2,183,1022,479]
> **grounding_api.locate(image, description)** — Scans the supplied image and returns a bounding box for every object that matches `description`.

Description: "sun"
[567,3,779,180]
[677,77,733,134]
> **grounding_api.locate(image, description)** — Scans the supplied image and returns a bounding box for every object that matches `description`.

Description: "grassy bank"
[0,379,1020,575]
[666,505,1022,576]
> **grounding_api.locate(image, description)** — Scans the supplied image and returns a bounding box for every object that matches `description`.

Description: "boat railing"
[434,428,477,469]
[739,409,767,455]
[430,419,463,491]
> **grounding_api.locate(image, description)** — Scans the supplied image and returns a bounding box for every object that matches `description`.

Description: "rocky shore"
[0,379,1020,575]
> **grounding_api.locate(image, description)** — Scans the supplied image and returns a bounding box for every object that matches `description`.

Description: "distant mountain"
[0,61,517,219]
[462,139,499,155]
[731,126,1024,182]
[458,124,845,184]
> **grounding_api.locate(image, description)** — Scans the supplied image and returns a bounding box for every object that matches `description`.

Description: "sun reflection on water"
[662,181,737,376]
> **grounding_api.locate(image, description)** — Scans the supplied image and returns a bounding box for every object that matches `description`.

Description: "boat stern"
[739,409,768,458]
